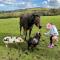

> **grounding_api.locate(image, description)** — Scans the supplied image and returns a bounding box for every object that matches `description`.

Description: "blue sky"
[0,0,60,11]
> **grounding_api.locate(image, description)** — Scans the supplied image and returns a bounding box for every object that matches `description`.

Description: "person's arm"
[44,30,50,36]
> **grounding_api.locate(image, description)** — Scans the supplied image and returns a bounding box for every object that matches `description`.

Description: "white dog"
[3,36,24,47]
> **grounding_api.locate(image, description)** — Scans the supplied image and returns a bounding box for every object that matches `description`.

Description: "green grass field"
[0,16,60,60]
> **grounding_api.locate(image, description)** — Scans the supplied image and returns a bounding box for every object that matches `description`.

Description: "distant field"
[0,16,60,60]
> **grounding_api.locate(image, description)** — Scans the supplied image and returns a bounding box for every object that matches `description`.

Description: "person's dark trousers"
[50,35,53,45]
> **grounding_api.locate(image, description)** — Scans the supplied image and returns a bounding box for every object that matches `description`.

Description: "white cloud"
[25,2,38,9]
[57,0,60,2]
[47,0,50,2]
[5,2,26,5]
[47,0,60,4]
[4,0,16,3]
[0,0,2,1]
[42,1,47,4]
[0,4,5,6]
[42,1,49,8]
[0,0,16,4]
[0,0,60,8]
[26,3,33,8]
[47,0,60,8]
[25,2,33,8]
[8,2,26,5]
[0,0,40,9]
[57,0,60,3]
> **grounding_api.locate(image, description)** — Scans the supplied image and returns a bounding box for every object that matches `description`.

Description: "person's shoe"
[48,44,53,48]
[51,44,54,47]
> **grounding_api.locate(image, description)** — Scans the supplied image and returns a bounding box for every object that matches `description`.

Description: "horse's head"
[32,14,42,29]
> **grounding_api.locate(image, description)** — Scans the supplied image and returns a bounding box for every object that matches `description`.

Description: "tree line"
[0,8,60,18]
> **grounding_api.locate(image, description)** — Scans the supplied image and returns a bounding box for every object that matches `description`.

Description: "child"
[44,23,59,48]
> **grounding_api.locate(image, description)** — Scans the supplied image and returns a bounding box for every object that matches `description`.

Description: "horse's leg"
[28,43,30,50]
[19,18,22,35]
[20,24,22,35]
[24,29,27,40]
[25,30,27,40]
[29,28,32,38]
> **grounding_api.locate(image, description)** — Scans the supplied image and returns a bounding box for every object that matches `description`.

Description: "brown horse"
[19,13,41,40]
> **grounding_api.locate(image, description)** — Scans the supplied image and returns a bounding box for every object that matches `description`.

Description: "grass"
[0,16,60,60]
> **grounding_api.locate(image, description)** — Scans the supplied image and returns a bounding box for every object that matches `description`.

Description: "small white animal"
[3,36,24,47]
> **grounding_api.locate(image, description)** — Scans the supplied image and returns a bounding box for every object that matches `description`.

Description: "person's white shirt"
[44,25,59,36]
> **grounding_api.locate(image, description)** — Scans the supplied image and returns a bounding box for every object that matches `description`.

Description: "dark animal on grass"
[20,13,42,40]
[27,32,41,51]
